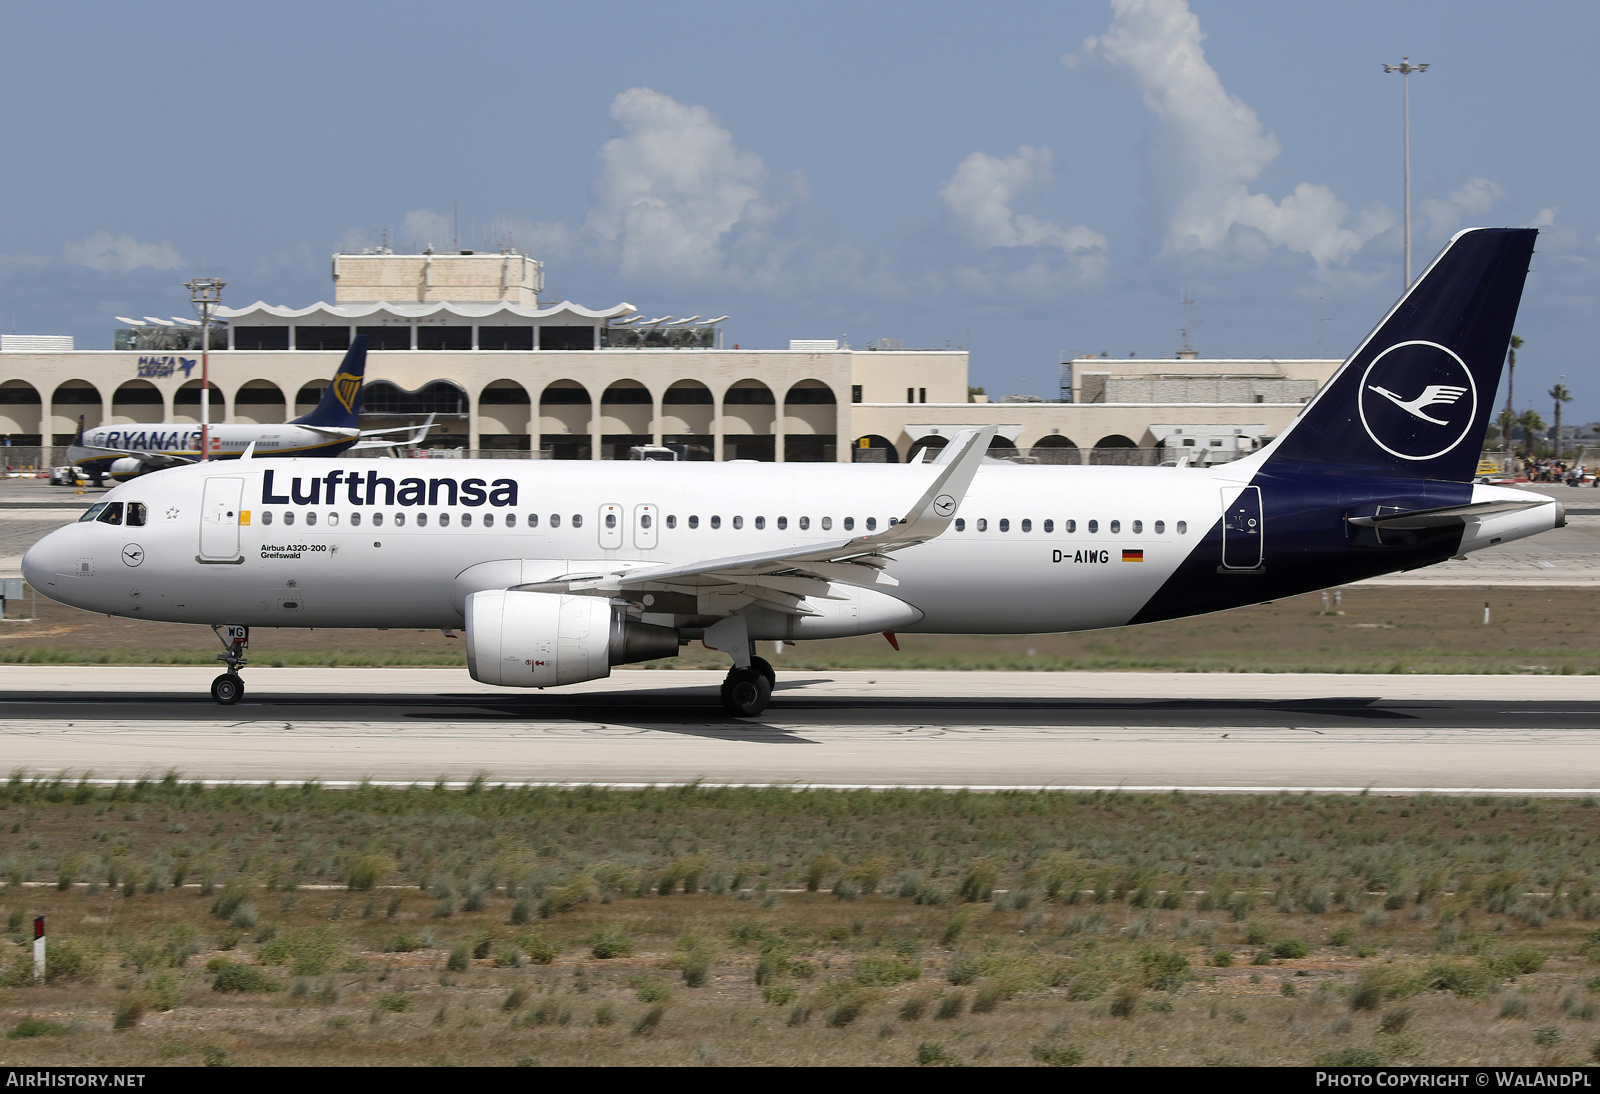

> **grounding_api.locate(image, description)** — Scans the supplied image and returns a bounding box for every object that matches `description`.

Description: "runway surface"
[4,667,1599,794]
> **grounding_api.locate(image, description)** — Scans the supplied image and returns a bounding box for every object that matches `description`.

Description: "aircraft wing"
[519,426,996,615]
[350,413,435,450]
[66,443,196,471]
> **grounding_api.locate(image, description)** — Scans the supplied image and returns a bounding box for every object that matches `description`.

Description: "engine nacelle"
[464,590,678,688]
[109,458,146,478]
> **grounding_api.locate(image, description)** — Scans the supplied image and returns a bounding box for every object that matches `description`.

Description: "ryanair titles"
[261,468,519,508]
[94,429,202,452]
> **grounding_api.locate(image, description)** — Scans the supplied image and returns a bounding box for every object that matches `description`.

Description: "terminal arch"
[600,380,652,459]
[110,380,163,424]
[906,435,949,463]
[661,380,712,456]
[539,380,593,460]
[0,380,42,440]
[232,380,287,424]
[477,380,532,443]
[50,379,104,437]
[852,434,901,463]
[174,379,224,424]
[1029,433,1080,465]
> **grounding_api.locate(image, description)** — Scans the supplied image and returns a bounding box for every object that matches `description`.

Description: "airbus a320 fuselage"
[24,229,1559,715]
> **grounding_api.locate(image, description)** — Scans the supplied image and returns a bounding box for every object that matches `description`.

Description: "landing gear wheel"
[749,656,776,688]
[211,672,244,705]
[720,669,772,717]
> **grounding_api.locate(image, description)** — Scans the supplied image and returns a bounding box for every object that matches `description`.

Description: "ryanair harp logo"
[1356,340,1477,462]
[331,372,362,414]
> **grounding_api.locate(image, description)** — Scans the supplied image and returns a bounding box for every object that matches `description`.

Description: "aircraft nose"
[21,532,58,591]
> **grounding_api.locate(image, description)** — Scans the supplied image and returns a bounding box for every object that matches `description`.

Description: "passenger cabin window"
[438,513,450,527]
[95,502,123,526]
[392,513,403,527]
[550,514,560,528]
[327,512,339,527]
[666,515,677,529]
[1132,520,1142,533]
[1043,520,1054,533]
[572,515,582,528]
[350,512,361,527]
[777,517,787,530]
[1087,520,1097,533]
[126,503,146,527]
[605,513,617,528]
[710,516,722,529]
[821,517,832,530]
[371,512,383,527]
[1154,520,1165,534]
[1176,521,1188,534]
[416,513,428,528]
[688,516,699,529]
[1109,520,1120,533]
[1065,520,1076,533]
[262,511,274,526]
[865,517,875,531]
[504,513,515,528]
[954,518,965,531]
[459,513,470,528]
[306,512,318,526]
[1020,519,1031,532]
[976,519,988,532]
[479,514,489,527]
[732,516,743,530]
[843,517,854,531]
[998,519,1009,532]
[754,516,765,530]
[284,511,296,526]
[799,517,810,530]
[525,514,535,528]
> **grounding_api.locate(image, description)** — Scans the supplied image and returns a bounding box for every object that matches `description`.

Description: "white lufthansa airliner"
[23,229,1562,715]
[66,337,430,482]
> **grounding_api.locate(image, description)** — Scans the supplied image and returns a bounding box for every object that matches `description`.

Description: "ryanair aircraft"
[25,229,1560,716]
[66,337,429,481]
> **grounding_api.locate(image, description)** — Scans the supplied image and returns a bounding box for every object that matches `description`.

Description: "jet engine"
[464,590,679,687]
[110,458,146,478]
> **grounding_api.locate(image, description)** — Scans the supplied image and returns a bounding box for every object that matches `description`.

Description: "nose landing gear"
[210,624,249,705]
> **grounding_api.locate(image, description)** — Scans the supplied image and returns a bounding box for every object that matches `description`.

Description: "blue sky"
[2,0,1595,418]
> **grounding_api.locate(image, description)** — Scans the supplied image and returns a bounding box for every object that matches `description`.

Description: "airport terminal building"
[0,250,1339,466]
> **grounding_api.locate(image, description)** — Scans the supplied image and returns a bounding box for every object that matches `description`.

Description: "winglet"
[874,425,995,545]
[240,441,257,460]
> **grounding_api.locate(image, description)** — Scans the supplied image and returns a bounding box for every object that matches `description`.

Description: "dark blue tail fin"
[1263,227,1536,482]
[291,335,368,428]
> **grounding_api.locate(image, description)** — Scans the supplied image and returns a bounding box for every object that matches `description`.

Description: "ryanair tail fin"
[1260,227,1536,483]
[291,335,368,429]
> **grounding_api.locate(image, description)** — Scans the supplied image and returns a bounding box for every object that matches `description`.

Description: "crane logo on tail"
[1357,340,1477,462]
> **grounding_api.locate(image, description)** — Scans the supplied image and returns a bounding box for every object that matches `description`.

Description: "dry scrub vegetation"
[4,777,1600,1066]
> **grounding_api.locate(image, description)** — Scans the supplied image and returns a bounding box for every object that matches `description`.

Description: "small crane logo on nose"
[122,544,144,567]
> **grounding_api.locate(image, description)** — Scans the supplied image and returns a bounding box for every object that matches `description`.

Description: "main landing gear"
[210,625,249,705]
[705,616,775,717]
[720,656,775,717]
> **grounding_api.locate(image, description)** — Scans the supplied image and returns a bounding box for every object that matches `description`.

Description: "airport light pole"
[185,278,225,461]
[1382,57,1429,290]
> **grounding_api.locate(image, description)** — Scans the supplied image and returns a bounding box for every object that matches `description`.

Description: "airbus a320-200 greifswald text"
[24,229,1561,715]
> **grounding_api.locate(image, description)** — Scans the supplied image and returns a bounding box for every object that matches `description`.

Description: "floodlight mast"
[185,277,225,461]
[1382,57,1429,290]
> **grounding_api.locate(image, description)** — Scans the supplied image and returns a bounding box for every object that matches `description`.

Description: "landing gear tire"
[750,656,776,688]
[211,672,244,705]
[720,669,772,717]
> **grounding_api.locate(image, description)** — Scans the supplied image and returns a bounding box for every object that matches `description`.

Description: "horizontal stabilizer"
[1348,498,1551,530]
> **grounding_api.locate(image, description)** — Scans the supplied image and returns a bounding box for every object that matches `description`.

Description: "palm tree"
[1550,382,1573,463]
[1520,409,1546,457]
[1504,334,1523,435]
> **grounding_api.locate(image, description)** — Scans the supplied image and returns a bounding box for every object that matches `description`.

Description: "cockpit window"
[126,503,147,527]
[95,502,124,526]
[78,503,108,523]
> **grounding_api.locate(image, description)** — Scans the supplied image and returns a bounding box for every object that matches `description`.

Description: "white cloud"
[940,146,1107,253]
[63,231,183,273]
[1079,0,1390,268]
[584,87,770,280]
[1533,207,1559,229]
[400,209,455,252]
[1417,178,1504,238]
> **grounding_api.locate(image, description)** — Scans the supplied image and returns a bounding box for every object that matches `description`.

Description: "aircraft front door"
[199,477,245,561]
[1221,485,1264,570]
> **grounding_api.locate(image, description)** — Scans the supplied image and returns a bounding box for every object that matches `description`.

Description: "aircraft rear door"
[199,477,245,562]
[1220,485,1264,571]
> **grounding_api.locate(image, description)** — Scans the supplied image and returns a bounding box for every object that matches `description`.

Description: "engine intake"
[465,590,678,687]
